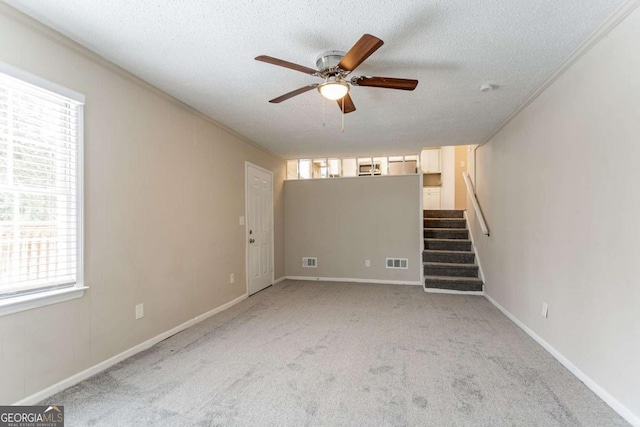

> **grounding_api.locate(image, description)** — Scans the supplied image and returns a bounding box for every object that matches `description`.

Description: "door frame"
[244,161,275,295]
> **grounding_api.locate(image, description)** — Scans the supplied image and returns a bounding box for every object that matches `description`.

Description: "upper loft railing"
[462,172,489,236]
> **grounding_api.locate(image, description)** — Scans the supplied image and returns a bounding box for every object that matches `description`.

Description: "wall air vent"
[386,258,408,269]
[302,257,317,268]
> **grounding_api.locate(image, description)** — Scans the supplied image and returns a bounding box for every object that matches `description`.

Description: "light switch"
[135,303,144,320]
[239,216,245,226]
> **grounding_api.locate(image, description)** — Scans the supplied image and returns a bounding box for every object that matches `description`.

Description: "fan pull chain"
[322,96,326,127]
[341,97,345,133]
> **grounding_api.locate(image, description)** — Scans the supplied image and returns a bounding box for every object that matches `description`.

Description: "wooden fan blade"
[337,93,356,114]
[269,84,319,103]
[337,34,384,72]
[351,76,418,90]
[256,55,319,76]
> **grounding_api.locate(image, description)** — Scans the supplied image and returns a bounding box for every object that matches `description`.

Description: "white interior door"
[246,163,273,295]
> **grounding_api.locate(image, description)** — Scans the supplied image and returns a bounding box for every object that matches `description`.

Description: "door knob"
[249,238,255,243]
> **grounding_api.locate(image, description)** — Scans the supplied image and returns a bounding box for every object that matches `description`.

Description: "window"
[0,62,86,316]
[327,159,341,177]
[342,158,356,177]
[285,154,419,180]
[312,159,327,179]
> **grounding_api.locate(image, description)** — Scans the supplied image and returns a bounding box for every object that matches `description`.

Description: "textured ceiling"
[3,0,625,158]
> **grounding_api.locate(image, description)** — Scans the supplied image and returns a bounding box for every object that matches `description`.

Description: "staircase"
[423,210,483,292]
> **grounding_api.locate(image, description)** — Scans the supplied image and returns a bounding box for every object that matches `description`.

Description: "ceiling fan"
[255,34,418,114]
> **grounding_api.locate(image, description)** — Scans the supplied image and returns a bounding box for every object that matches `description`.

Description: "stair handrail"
[463,171,489,236]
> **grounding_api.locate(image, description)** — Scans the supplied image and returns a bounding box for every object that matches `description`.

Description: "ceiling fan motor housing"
[315,50,346,74]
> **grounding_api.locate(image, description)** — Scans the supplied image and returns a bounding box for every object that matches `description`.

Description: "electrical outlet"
[365,259,371,267]
[239,216,245,226]
[230,273,235,284]
[135,303,144,320]
[541,302,549,318]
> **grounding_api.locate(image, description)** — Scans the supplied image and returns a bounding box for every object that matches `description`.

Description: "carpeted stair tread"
[424,249,474,255]
[424,261,479,278]
[424,275,484,283]
[423,218,466,221]
[424,238,472,243]
[423,250,475,264]
[424,238,472,241]
[424,275,484,292]
[424,218,467,229]
[424,238,472,251]
[423,261,478,268]
[423,209,464,218]
[424,228,469,239]
[423,228,469,232]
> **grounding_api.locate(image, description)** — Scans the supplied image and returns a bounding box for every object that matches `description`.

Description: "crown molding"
[479,0,640,147]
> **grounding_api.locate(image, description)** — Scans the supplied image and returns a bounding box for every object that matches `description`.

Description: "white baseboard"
[272,276,286,285]
[424,288,484,296]
[485,293,640,427]
[285,276,421,286]
[15,292,248,405]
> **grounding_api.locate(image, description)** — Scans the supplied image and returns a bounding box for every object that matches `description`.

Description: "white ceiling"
[4,0,624,158]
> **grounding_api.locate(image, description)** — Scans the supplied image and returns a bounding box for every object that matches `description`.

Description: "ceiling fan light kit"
[318,80,349,100]
[256,34,418,115]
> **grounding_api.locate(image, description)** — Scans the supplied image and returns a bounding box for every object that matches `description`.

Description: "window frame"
[0,61,87,317]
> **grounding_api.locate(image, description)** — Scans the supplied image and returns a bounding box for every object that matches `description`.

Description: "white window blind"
[0,67,84,299]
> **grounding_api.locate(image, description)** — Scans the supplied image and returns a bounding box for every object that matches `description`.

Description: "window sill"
[0,286,89,317]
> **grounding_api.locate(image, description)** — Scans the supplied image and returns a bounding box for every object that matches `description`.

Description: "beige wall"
[454,146,467,210]
[0,6,284,403]
[285,176,421,283]
[467,6,640,423]
[440,146,455,209]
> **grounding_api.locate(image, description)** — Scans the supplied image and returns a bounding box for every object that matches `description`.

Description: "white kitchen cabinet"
[421,149,441,173]
[423,187,441,210]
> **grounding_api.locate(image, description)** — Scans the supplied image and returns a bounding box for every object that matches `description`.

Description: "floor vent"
[386,258,408,269]
[302,257,317,268]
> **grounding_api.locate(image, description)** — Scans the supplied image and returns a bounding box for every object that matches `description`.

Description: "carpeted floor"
[45,280,627,426]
